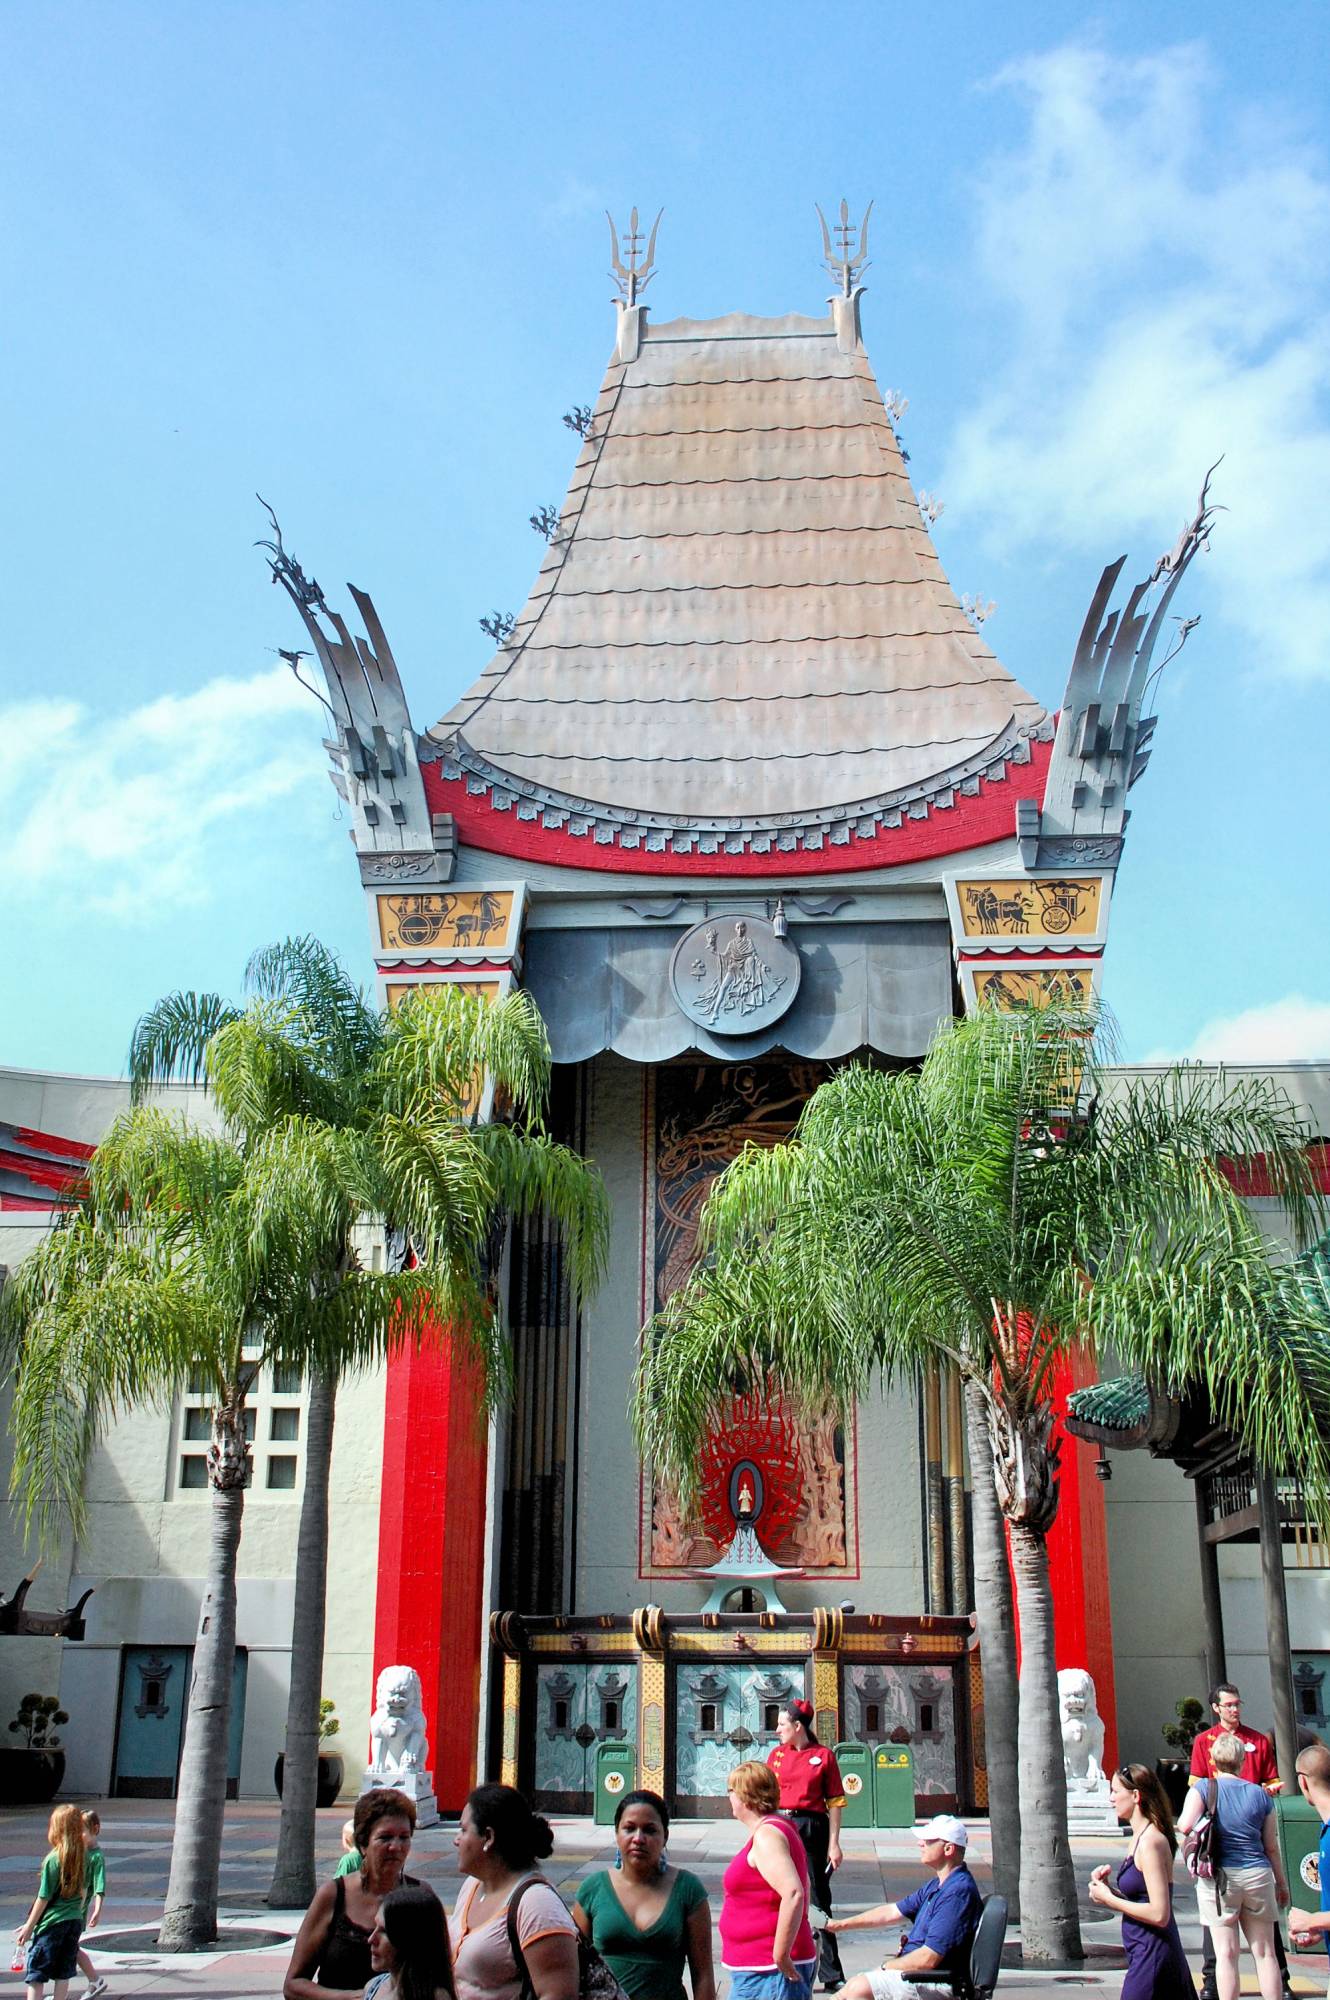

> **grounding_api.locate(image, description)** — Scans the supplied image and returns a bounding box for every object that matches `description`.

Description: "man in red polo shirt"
[769,1699,846,1989]
[1189,1683,1290,2000]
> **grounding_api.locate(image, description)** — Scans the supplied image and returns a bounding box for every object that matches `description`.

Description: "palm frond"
[129,991,243,1099]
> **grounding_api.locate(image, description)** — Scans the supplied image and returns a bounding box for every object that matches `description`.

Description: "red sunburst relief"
[697,1390,803,1551]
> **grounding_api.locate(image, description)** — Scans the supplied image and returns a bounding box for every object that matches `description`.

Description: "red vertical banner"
[1045,1349,1118,1774]
[373,1323,489,1813]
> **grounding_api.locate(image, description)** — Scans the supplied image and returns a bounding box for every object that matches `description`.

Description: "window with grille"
[172,1354,305,1498]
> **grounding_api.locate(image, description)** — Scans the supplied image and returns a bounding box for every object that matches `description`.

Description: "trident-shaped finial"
[816,198,873,296]
[607,205,663,306]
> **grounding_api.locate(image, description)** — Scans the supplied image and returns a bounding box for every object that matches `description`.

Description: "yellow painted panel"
[384,978,504,1012]
[377,890,517,954]
[956,877,1102,939]
[971,965,1095,1011]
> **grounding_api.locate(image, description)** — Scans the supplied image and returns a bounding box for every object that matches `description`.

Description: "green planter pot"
[0,1747,65,1804]
[274,1752,345,1808]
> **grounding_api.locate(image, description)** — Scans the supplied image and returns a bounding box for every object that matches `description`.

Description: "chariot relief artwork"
[970,965,1096,1012]
[954,877,1103,940]
[376,889,519,955]
[645,1061,852,1576]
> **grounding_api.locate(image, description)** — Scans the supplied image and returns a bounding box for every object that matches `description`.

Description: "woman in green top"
[15,1804,88,2000]
[573,1792,714,2000]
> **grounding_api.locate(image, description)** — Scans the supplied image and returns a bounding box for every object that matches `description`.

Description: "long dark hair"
[785,1699,819,1747]
[465,1784,555,1869]
[1115,1763,1178,1855]
[379,1883,455,2000]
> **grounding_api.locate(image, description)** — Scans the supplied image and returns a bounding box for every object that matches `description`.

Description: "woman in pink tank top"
[719,1761,816,2000]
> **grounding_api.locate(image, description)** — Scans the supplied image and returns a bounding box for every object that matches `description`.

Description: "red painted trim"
[0,1193,59,1212]
[956,947,1104,963]
[375,960,513,976]
[373,1319,489,1813]
[1221,1143,1330,1195]
[422,740,1054,877]
[0,1148,86,1194]
[14,1126,96,1162]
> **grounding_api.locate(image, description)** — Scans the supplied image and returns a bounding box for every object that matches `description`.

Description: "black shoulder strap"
[1209,1777,1218,1815]
[505,1874,546,1999]
[333,1873,346,1921]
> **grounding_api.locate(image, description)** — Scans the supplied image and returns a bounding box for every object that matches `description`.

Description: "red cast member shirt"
[767,1741,847,1812]
[1188,1723,1279,1787]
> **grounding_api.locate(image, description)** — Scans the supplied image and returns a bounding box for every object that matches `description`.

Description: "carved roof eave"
[419,713,1055,858]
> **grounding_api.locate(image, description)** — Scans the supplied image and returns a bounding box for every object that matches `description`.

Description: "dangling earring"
[658,1849,669,1877]
[614,1850,623,1870]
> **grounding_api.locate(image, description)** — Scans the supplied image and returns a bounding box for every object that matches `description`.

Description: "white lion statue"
[1058,1667,1107,1792]
[368,1664,429,1776]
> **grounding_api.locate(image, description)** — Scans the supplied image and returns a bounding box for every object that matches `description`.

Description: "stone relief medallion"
[669,915,800,1034]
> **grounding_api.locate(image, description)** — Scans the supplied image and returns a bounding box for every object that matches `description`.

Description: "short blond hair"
[1210,1731,1245,1774]
[727,1759,780,1812]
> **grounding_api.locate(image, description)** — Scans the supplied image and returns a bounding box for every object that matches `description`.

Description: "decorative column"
[1255,1471,1298,1788]
[922,1369,947,1612]
[1194,1479,1227,1687]
[944,1369,969,1613]
[811,1607,844,1746]
[373,1331,489,1813]
[490,1613,525,1789]
[631,1606,667,1794]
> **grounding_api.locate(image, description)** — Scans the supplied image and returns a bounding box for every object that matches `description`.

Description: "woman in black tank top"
[285,1790,418,1999]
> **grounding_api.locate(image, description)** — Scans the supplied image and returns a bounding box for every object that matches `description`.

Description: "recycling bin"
[594,1740,636,1825]
[873,1743,916,1828]
[1274,1794,1323,1904]
[834,1741,874,1829]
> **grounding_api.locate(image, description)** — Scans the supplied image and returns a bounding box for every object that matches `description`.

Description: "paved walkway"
[1,1801,1323,1998]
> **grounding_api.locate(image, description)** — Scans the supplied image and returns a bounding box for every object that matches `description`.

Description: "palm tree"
[3,952,606,1947]
[634,1008,1330,1963]
[127,938,608,1914]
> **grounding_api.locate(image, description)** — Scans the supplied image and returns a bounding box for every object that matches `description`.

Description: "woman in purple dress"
[1089,1764,1191,2000]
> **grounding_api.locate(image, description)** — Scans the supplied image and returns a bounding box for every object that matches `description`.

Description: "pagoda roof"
[423,304,1052,871]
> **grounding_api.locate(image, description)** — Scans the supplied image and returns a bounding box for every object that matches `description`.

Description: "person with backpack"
[1177,1731,1289,2000]
[450,1785,579,2000]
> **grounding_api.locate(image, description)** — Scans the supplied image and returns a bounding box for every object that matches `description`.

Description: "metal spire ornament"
[816,197,873,295]
[607,205,663,305]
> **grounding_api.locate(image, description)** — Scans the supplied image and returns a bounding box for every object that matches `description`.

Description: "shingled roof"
[425,302,1051,860]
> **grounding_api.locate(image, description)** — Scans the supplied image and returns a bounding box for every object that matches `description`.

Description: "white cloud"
[944,42,1330,679]
[1144,995,1330,1065]
[0,667,328,917]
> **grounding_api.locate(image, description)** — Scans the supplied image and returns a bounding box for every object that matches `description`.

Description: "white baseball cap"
[915,1814,968,1848]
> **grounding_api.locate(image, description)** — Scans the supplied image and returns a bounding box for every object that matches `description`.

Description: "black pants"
[781,1810,845,1987]
[1199,1916,1290,1994]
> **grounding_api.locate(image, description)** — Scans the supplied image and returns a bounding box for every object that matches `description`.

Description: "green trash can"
[834,1742,874,1829]
[1274,1794,1323,1902]
[873,1744,916,1828]
[594,1740,636,1825]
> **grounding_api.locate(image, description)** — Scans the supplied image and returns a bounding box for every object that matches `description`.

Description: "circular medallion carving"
[669,915,800,1034]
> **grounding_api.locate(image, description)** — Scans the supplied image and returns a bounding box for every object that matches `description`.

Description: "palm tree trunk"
[1008,1518,1082,1964]
[268,1367,338,1907]
[159,1396,247,1950]
[963,1376,1021,1918]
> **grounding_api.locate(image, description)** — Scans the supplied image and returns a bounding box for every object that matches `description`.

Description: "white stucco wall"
[0,1067,386,1797]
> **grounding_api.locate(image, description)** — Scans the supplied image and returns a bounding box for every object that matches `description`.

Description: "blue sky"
[3,0,1328,1073]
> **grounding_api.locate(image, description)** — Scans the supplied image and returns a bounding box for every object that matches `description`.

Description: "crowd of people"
[12,1686,1330,2000]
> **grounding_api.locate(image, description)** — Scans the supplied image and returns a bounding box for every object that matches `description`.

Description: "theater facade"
[8,212,1319,1813]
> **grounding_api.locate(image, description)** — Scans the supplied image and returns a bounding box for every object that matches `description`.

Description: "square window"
[180,1455,208,1490]
[272,1364,303,1395]
[243,1408,257,1442]
[266,1456,298,1490]
[187,1372,211,1395]
[270,1408,299,1442]
[183,1408,212,1442]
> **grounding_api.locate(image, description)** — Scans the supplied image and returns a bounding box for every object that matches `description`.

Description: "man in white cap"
[826,1815,981,2000]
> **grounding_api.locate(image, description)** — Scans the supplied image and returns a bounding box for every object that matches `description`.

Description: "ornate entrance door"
[111,1646,248,1798]
[532,1661,637,1810]
[674,1663,801,1812]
